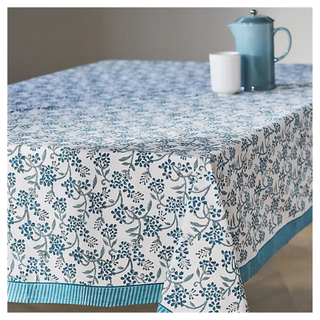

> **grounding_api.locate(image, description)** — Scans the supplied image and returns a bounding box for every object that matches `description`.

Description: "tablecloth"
[7,60,312,312]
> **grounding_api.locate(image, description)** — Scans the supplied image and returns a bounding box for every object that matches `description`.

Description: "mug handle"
[274,27,292,62]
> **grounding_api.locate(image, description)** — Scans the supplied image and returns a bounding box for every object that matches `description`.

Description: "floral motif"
[7,61,312,312]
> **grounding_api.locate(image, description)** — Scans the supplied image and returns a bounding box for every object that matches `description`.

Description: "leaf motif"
[202,276,210,281]
[150,193,156,200]
[24,174,36,181]
[95,168,102,176]
[83,268,94,274]
[184,273,194,282]
[10,260,15,270]
[147,200,152,213]
[221,276,234,282]
[156,268,162,279]
[42,149,47,161]
[196,268,200,277]
[194,159,199,171]
[126,226,139,233]
[73,202,85,208]
[52,220,56,231]
[34,243,46,250]
[171,184,184,190]
[93,175,97,189]
[191,221,206,227]
[111,240,117,247]
[100,246,105,258]
[119,155,132,162]
[159,261,166,268]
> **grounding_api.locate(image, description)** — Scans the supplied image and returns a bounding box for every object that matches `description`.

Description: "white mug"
[209,51,241,96]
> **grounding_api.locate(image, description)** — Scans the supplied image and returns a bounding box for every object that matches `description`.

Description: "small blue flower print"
[165,197,186,217]
[148,178,165,194]
[98,260,115,281]
[62,263,76,279]
[30,153,41,164]
[19,220,35,239]
[16,190,29,207]
[203,225,226,245]
[66,216,86,233]
[167,228,183,244]
[48,235,66,255]
[9,153,25,173]
[10,239,25,254]
[101,223,117,239]
[109,171,128,189]
[26,257,39,275]
[52,197,67,213]
[143,215,162,237]
[121,269,138,285]
[94,152,110,169]
[7,172,16,186]
[88,192,107,214]
[157,245,174,261]
[40,166,57,186]
[199,257,219,275]
[135,152,154,168]
[69,247,84,264]
[164,287,188,308]
[112,204,128,224]
[188,196,207,213]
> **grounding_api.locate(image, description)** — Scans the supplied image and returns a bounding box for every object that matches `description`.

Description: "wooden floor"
[8,224,312,313]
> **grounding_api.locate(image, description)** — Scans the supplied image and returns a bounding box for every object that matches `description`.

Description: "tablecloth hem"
[239,205,312,284]
[157,303,172,313]
[7,281,163,308]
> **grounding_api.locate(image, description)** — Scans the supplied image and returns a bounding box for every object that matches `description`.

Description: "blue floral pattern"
[7,61,312,312]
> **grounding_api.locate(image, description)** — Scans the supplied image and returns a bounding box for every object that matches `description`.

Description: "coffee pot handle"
[274,27,292,62]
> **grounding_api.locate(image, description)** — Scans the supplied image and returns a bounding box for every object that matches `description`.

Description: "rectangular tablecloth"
[7,61,312,312]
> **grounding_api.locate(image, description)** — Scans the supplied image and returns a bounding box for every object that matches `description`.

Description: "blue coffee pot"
[228,9,292,91]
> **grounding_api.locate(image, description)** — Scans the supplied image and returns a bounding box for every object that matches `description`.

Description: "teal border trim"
[239,205,312,284]
[7,281,163,307]
[157,303,172,313]
[7,206,312,309]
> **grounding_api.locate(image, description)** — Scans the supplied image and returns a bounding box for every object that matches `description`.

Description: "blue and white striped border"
[157,303,172,313]
[8,281,163,308]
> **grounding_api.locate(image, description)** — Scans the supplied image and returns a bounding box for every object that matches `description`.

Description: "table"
[7,60,312,312]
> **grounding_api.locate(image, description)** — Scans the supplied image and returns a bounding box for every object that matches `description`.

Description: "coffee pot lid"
[234,9,274,24]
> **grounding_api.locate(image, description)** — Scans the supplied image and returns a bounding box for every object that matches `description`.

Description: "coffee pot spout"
[227,23,238,39]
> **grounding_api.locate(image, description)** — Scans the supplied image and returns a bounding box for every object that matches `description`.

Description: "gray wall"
[8,7,312,84]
